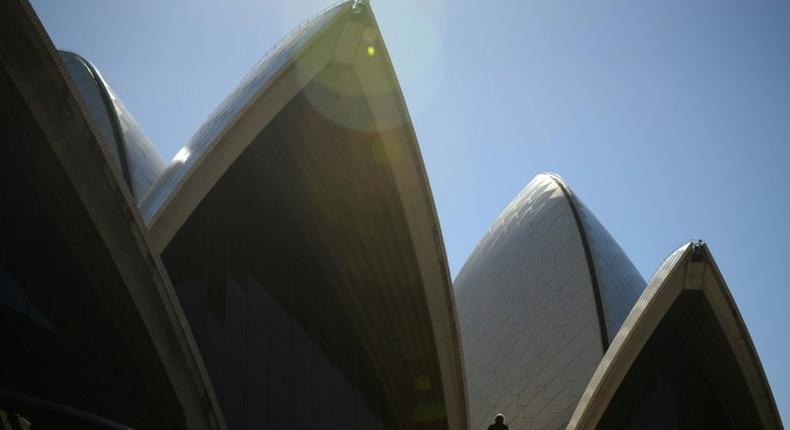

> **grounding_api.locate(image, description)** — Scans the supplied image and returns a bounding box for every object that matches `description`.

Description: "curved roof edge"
[361,7,469,428]
[566,241,782,429]
[139,1,353,234]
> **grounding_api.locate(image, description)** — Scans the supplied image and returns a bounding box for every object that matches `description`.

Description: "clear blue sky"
[32,0,790,421]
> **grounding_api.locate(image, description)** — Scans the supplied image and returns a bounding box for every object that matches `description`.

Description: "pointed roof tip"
[655,240,705,271]
[537,172,574,195]
[540,173,579,208]
[351,0,368,11]
[538,171,566,181]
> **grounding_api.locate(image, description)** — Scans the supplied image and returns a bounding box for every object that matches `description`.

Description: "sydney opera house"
[0,0,783,429]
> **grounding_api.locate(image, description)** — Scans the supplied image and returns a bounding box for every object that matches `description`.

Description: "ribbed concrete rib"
[547,174,611,352]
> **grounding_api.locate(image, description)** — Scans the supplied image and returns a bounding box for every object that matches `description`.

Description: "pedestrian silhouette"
[488,413,508,430]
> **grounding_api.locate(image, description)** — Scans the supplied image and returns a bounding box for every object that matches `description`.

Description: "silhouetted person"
[488,413,508,430]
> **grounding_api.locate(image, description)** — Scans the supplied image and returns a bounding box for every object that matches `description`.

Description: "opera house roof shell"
[0,0,783,429]
[455,173,646,429]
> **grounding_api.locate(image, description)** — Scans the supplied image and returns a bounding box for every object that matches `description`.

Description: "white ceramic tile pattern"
[107,86,166,200]
[456,173,646,429]
[455,174,603,430]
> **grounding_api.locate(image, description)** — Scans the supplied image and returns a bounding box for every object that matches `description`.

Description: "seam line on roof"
[549,175,610,352]
[68,51,134,194]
